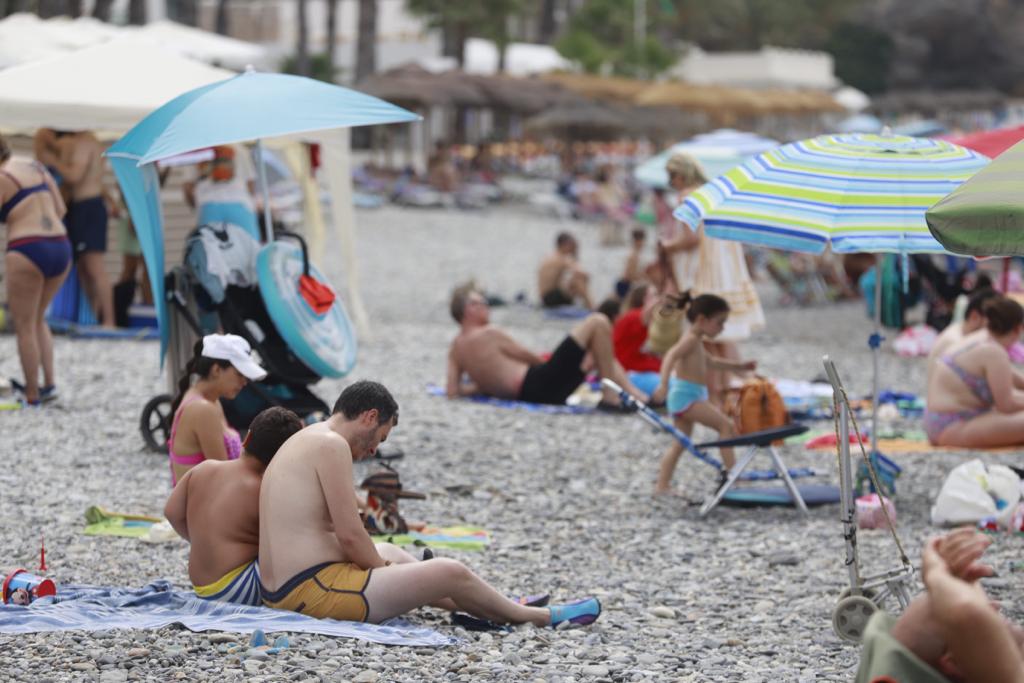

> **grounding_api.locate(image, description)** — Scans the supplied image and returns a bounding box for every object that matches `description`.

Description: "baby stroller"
[139,227,337,452]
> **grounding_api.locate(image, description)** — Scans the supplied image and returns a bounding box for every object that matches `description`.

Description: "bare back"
[0,157,66,242]
[63,133,105,201]
[259,423,355,590]
[449,326,529,398]
[182,459,262,586]
[538,252,571,296]
[671,332,709,385]
[927,332,1001,413]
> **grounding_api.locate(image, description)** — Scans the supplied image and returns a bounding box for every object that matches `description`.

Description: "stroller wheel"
[140,394,174,453]
[832,595,877,643]
[836,587,877,603]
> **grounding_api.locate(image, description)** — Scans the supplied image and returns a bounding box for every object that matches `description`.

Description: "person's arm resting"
[987,355,1024,413]
[446,346,478,397]
[708,355,756,372]
[316,439,386,569]
[496,329,544,366]
[163,469,193,542]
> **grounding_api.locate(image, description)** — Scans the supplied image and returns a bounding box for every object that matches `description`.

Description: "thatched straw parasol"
[541,72,650,103]
[357,65,488,108]
[524,99,626,139]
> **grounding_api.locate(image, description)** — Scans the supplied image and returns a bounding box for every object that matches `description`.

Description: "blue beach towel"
[543,305,591,320]
[0,581,452,647]
[426,383,594,415]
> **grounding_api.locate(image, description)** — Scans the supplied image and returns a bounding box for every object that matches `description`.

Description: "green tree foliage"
[406,0,526,69]
[281,53,336,84]
[825,21,892,93]
[555,0,675,77]
[670,0,861,51]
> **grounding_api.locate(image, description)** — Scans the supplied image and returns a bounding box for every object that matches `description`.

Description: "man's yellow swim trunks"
[261,561,372,622]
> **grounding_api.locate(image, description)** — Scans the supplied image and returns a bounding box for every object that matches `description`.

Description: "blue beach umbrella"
[634,129,779,189]
[107,70,419,365]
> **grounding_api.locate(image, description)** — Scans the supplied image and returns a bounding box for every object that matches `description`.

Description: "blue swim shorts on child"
[667,377,709,416]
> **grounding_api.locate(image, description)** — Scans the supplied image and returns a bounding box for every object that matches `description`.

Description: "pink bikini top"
[168,395,242,486]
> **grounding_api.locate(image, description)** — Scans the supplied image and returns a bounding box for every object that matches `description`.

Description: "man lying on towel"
[164,407,303,605]
[446,283,647,411]
[258,380,601,627]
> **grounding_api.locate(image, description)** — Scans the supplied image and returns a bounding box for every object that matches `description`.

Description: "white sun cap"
[201,334,267,381]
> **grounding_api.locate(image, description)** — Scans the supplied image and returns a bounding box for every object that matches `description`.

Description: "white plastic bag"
[931,459,1021,528]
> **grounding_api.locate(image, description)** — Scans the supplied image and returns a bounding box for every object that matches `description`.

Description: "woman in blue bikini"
[0,134,71,406]
[650,292,757,495]
[924,297,1024,448]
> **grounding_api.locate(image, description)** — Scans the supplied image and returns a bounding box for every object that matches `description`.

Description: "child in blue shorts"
[650,292,756,495]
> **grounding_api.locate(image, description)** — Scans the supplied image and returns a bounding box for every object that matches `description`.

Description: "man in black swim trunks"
[37,130,113,326]
[537,232,593,309]
[446,283,647,409]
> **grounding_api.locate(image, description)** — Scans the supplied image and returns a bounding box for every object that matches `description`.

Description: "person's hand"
[651,385,667,405]
[936,527,995,583]
[743,360,757,372]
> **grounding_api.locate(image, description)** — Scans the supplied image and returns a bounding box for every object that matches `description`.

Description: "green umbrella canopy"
[927,138,1024,256]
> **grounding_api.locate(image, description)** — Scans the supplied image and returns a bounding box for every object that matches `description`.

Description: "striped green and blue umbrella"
[926,139,1024,256]
[673,133,990,254]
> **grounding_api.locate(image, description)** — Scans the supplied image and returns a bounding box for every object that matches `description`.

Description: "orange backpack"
[733,378,788,435]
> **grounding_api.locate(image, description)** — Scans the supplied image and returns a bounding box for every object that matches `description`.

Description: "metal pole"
[254,139,274,244]
[840,387,861,590]
[634,0,646,75]
[872,256,881,454]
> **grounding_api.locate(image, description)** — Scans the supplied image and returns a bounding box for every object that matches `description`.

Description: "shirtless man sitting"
[447,283,647,409]
[538,232,593,309]
[36,129,113,326]
[164,406,303,605]
[259,380,601,627]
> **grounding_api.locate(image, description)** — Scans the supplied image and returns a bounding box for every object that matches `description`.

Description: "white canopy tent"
[133,20,270,71]
[0,39,234,135]
[0,39,370,337]
[0,14,268,72]
[0,13,127,68]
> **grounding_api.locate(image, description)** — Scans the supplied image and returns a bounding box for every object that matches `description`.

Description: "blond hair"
[665,153,707,188]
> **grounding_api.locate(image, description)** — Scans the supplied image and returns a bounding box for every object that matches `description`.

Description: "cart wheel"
[140,394,173,453]
[832,595,877,643]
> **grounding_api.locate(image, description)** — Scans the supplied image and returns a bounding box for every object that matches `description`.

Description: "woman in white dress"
[657,152,765,406]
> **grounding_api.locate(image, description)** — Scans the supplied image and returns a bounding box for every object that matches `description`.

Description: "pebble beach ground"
[2,201,1023,682]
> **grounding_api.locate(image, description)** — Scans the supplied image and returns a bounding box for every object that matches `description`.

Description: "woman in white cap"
[659,152,764,406]
[167,334,267,486]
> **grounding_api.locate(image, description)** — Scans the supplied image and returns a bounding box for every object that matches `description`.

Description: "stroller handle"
[275,230,311,277]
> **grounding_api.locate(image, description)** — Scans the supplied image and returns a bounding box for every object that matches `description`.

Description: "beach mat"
[803,434,1022,454]
[426,384,594,415]
[721,483,842,508]
[543,305,591,319]
[0,581,451,646]
[373,525,490,551]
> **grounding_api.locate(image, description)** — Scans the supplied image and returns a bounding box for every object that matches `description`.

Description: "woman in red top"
[613,284,662,373]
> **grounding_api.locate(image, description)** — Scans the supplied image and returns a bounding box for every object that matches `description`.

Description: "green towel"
[372,525,490,551]
[83,506,162,538]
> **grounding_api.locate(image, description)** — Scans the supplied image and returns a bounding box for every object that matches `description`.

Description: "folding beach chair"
[602,379,814,516]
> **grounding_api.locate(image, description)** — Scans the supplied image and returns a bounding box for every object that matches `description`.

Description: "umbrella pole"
[871,258,881,455]
[255,139,275,244]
